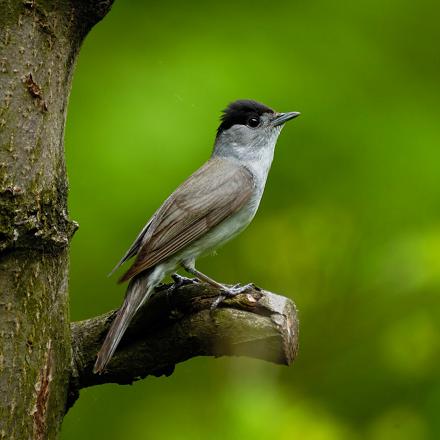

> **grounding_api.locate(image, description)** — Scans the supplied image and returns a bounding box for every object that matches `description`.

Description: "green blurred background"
[62,0,440,438]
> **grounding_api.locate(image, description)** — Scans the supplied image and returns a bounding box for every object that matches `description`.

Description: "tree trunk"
[0,2,299,439]
[0,1,112,438]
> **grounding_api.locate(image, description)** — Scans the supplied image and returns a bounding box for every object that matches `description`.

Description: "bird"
[93,99,300,374]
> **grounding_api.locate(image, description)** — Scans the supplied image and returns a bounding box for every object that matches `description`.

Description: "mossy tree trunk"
[0,1,112,438]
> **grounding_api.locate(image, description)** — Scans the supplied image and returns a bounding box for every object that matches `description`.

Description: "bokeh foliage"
[62,0,440,438]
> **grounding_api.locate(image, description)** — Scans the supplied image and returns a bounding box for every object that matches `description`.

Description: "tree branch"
[68,281,299,407]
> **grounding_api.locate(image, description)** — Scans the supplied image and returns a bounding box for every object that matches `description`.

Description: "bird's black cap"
[217,100,275,136]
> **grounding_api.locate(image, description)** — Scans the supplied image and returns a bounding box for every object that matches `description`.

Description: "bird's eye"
[247,117,260,128]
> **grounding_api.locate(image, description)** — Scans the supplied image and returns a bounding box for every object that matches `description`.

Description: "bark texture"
[69,282,299,406]
[0,1,112,438]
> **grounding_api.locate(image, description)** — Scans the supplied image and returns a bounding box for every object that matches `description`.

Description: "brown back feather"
[119,158,254,282]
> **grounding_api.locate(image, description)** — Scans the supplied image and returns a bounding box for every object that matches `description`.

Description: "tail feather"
[93,273,153,374]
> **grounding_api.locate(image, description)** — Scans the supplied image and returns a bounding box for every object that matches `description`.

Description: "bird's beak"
[272,112,300,127]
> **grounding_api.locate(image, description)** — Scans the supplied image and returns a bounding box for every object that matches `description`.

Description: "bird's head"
[213,99,299,161]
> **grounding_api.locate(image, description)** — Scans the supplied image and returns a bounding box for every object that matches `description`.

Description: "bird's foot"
[210,283,258,311]
[229,282,260,294]
[171,273,199,289]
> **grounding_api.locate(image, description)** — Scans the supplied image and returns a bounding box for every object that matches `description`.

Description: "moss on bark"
[0,1,113,438]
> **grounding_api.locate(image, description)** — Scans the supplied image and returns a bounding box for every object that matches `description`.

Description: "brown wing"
[119,158,254,283]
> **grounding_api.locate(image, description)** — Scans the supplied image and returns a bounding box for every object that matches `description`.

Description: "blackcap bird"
[93,99,300,373]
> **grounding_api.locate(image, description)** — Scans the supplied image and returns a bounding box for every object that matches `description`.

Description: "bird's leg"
[181,263,225,291]
[181,261,254,310]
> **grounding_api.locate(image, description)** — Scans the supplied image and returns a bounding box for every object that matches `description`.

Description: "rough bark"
[0,1,299,439]
[0,1,112,439]
[68,283,299,406]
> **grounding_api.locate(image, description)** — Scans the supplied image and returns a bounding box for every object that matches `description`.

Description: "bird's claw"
[210,294,226,311]
[210,283,256,312]
[228,283,259,294]
[171,273,199,289]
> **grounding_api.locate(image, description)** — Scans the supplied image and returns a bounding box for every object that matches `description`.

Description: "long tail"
[93,272,154,374]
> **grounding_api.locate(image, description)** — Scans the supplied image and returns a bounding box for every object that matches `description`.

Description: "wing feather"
[108,218,154,276]
[119,158,254,282]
